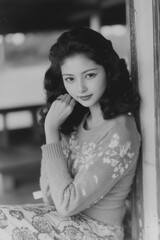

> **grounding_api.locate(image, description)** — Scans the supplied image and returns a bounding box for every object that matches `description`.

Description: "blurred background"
[0,0,129,204]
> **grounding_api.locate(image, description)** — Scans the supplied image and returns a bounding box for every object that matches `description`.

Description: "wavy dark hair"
[40,27,140,135]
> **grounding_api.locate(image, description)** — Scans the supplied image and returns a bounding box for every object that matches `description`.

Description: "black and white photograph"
[0,1,159,239]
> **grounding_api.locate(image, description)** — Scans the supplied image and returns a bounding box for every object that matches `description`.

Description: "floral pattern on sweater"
[68,131,135,179]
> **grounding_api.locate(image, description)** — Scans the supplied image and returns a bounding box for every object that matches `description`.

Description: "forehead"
[61,54,99,74]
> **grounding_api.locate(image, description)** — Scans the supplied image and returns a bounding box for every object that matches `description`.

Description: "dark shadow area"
[0,0,126,34]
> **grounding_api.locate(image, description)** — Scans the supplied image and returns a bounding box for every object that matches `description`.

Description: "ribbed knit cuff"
[41,142,64,160]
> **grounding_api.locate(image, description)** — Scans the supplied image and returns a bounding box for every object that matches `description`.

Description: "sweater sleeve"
[40,135,70,205]
[39,157,54,205]
[42,123,140,217]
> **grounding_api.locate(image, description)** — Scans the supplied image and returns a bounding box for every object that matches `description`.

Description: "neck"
[87,104,104,129]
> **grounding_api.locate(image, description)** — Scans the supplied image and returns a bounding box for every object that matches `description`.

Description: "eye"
[85,73,97,79]
[64,77,74,82]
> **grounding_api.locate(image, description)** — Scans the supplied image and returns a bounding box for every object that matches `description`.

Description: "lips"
[78,94,93,100]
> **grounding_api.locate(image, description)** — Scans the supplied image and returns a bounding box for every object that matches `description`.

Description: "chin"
[79,101,95,108]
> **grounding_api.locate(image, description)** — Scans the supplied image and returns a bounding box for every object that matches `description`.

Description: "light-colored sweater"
[40,114,141,226]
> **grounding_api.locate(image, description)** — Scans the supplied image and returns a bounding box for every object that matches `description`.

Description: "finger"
[70,98,76,109]
[60,94,68,101]
[64,94,72,104]
[56,95,63,100]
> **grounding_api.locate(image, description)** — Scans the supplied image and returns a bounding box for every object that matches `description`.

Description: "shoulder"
[111,115,134,132]
[106,114,139,136]
[113,115,140,140]
[96,114,141,150]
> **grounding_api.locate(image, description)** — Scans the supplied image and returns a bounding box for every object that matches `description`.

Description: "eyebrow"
[62,68,99,76]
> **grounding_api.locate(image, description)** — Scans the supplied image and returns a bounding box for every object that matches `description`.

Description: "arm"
[40,94,75,204]
[39,157,54,205]
[42,123,141,217]
[40,135,71,205]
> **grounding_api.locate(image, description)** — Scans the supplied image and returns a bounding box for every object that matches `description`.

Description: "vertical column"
[0,35,5,67]
[152,0,160,237]
[1,113,9,148]
[126,0,144,239]
[130,0,159,239]
[89,0,101,32]
[89,11,101,32]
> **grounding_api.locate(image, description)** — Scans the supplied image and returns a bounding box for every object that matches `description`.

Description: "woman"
[0,27,141,240]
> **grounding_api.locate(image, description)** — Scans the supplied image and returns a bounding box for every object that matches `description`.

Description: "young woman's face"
[61,54,107,108]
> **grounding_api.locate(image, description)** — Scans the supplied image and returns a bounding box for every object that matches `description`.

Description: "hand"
[44,94,76,142]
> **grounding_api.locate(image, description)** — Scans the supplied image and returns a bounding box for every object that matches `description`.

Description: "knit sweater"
[40,114,141,226]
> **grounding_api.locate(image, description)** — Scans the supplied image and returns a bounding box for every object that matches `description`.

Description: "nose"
[77,79,87,93]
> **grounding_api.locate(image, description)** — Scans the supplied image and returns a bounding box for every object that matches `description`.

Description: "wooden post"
[89,0,101,32]
[128,0,159,239]
[126,1,144,239]
[0,36,5,67]
[89,11,101,32]
[0,113,10,148]
[152,0,160,236]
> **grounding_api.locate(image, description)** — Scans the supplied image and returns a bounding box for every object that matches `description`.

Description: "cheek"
[63,83,74,96]
[63,82,69,93]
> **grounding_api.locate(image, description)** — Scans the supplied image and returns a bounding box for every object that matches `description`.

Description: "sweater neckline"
[80,113,108,133]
